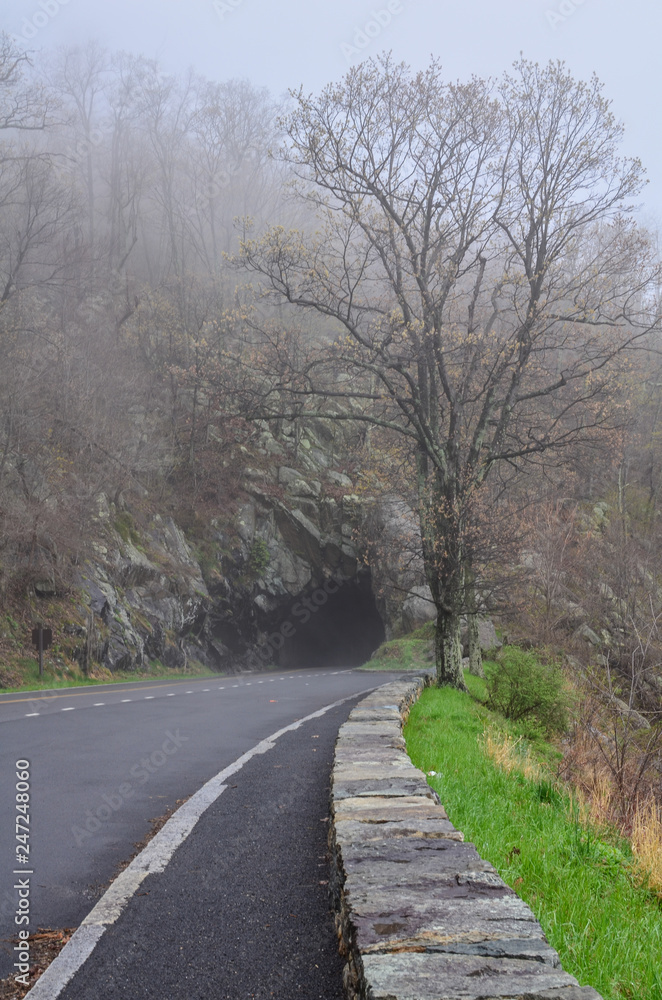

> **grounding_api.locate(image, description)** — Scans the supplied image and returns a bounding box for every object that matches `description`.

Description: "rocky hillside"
[1,420,423,681]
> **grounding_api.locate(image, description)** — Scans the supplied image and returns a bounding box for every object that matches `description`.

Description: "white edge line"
[25,685,378,1000]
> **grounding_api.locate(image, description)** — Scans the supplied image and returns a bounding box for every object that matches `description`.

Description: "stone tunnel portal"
[266,574,385,669]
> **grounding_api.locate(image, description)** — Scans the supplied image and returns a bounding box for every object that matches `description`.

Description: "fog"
[0,1,661,638]
[1,0,660,218]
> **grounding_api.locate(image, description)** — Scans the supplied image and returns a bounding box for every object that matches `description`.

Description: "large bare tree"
[0,33,53,133]
[238,55,662,687]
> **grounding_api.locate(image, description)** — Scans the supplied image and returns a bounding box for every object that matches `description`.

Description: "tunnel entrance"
[265,574,385,669]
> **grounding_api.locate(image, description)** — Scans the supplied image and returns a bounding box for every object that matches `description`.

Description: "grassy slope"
[405,677,662,1000]
[0,657,218,693]
[0,599,219,692]
[359,621,436,671]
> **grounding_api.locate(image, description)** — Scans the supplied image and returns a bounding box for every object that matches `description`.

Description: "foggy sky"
[2,0,661,222]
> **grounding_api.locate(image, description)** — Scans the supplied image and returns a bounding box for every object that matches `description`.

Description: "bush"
[114,510,141,546]
[248,538,270,577]
[485,646,568,735]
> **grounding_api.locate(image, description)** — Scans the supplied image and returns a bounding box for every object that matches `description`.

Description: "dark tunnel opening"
[264,574,386,669]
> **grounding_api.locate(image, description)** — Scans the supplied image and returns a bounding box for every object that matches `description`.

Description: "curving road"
[0,667,398,989]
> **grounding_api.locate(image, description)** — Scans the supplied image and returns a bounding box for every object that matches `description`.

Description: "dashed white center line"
[13,674,341,718]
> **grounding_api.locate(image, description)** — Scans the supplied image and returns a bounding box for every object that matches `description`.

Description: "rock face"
[3,401,465,676]
[34,417,455,675]
[401,585,436,633]
[68,447,388,673]
[75,506,212,673]
[329,678,604,1000]
[610,697,651,731]
[461,616,502,656]
[72,460,504,674]
[225,464,385,670]
[364,498,428,638]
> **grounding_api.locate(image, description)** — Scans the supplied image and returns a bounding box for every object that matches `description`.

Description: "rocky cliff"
[56,421,401,676]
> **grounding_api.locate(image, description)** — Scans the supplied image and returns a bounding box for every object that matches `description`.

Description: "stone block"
[335,817,463,843]
[339,837,492,875]
[333,775,437,800]
[361,952,584,999]
[349,889,542,952]
[349,707,403,723]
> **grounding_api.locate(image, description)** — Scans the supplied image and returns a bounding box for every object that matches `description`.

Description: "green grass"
[360,624,435,671]
[0,658,219,693]
[405,680,662,1000]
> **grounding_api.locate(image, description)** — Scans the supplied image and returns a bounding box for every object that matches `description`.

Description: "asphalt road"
[0,667,397,985]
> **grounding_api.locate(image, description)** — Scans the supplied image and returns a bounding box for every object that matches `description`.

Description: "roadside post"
[31,625,53,678]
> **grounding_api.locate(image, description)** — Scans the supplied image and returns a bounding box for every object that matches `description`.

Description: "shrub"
[485,646,568,735]
[114,511,141,546]
[248,538,270,577]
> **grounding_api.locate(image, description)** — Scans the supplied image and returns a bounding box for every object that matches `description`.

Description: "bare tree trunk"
[434,605,467,690]
[466,611,485,678]
[465,569,485,678]
[418,461,468,690]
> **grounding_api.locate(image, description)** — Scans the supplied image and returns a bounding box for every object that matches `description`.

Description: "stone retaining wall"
[329,676,604,1000]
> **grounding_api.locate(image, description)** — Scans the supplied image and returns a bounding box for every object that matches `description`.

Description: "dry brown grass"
[479,726,542,781]
[564,732,662,897]
[484,719,662,900]
[557,723,662,883]
[563,739,621,828]
[559,710,662,826]
[631,798,662,897]
[584,774,616,828]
